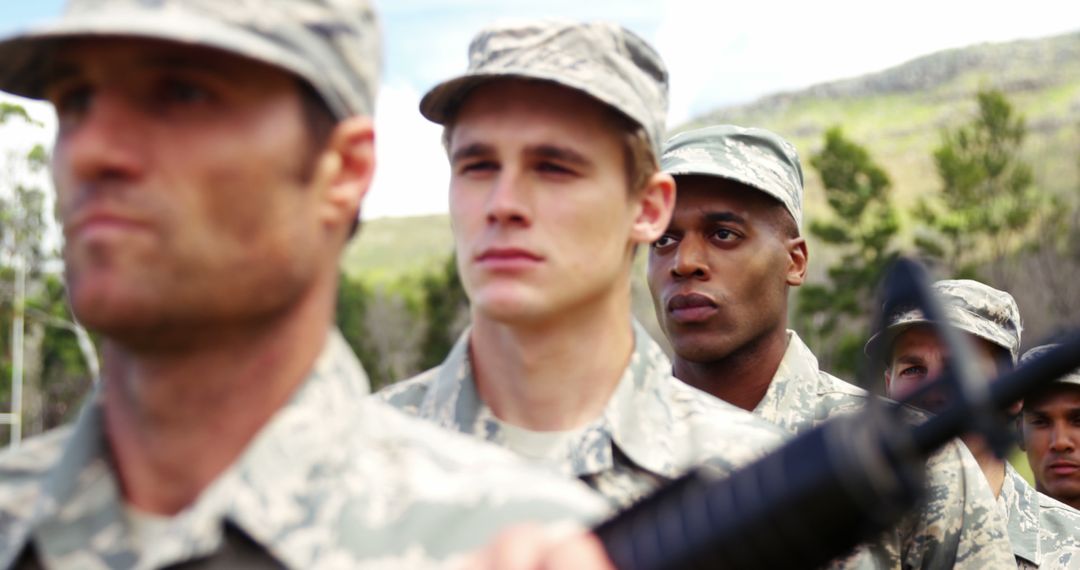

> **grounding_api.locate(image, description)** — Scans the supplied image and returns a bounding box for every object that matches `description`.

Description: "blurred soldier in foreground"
[1020,345,1080,506]
[870,280,1080,567]
[380,21,785,509]
[0,2,615,567]
[646,125,1014,568]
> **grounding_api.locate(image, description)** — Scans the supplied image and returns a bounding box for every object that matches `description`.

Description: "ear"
[630,171,676,244]
[785,236,808,287]
[309,116,376,236]
[883,369,893,396]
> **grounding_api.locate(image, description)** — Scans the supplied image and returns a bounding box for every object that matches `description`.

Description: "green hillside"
[342,30,1080,282]
[681,30,1080,221]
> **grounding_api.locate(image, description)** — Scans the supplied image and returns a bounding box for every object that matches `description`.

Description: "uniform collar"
[418,320,682,479]
[999,463,1041,565]
[21,330,371,569]
[753,331,827,433]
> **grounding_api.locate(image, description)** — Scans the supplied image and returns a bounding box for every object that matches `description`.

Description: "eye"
[898,365,927,378]
[711,228,740,242]
[536,161,576,177]
[1025,415,1049,428]
[48,82,93,121]
[652,234,678,249]
[458,160,498,175]
[152,77,216,110]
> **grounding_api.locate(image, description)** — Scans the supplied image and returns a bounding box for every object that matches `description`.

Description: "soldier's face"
[447,80,651,322]
[647,178,802,363]
[885,326,1003,414]
[1022,386,1080,507]
[46,39,333,343]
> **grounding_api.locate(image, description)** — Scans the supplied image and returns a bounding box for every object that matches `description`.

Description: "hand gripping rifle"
[594,258,1080,570]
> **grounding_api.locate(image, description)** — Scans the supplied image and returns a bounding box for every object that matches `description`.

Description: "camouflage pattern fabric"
[419,20,668,160]
[0,0,381,119]
[866,279,1023,364]
[1021,344,1080,387]
[661,124,804,228]
[999,463,1080,568]
[759,331,1016,569]
[378,320,787,509]
[0,331,608,569]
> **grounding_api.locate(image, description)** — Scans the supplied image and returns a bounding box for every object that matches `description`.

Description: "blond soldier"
[379,21,786,509]
[0,2,612,568]
[647,125,1015,568]
[870,280,1080,567]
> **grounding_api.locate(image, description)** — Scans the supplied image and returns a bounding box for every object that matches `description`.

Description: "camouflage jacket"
[0,330,607,569]
[758,331,1016,569]
[1000,463,1080,568]
[378,320,786,509]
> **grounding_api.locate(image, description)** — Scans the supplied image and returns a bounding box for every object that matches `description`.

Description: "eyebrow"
[450,143,593,169]
[701,211,748,225]
[894,354,926,367]
[450,142,493,164]
[526,144,591,168]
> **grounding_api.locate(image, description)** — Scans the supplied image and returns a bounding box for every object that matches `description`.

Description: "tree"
[914,89,1041,282]
[417,254,469,371]
[796,127,899,377]
[1,101,96,442]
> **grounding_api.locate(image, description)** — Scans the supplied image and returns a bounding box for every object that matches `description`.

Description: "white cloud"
[364,83,451,219]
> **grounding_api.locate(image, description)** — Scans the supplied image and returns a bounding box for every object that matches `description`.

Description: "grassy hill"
[343,30,1080,282]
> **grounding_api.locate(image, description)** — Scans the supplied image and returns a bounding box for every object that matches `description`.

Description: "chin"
[471,286,548,324]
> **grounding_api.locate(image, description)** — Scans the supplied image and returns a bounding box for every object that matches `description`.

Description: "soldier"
[379,21,786,509]
[870,280,1080,568]
[647,125,1015,568]
[0,2,615,567]
[1020,345,1080,509]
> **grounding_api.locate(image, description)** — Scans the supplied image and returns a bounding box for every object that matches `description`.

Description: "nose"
[485,169,531,228]
[1049,425,1076,453]
[56,89,145,189]
[671,235,709,280]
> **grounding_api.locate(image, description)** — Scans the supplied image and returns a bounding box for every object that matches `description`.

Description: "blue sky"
[3,1,1080,218]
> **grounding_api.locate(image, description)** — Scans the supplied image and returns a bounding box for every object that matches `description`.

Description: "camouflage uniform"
[999,463,1080,568]
[0,331,607,568]
[0,3,607,568]
[661,126,1016,569]
[765,331,1017,568]
[380,322,786,509]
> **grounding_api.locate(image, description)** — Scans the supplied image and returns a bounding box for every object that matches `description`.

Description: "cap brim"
[864,319,931,362]
[419,70,639,131]
[0,10,319,105]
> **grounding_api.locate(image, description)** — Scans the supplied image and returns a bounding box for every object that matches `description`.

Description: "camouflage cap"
[0,0,381,119]
[661,125,804,228]
[1020,344,1080,387]
[419,20,669,160]
[866,279,1023,363]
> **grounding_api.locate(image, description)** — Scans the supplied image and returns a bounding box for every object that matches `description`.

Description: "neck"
[101,274,336,515]
[470,282,634,431]
[672,325,789,412]
[962,434,1007,498]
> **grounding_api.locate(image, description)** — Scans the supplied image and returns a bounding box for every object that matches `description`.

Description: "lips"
[1047,460,1080,476]
[666,292,718,323]
[474,247,544,271]
[66,209,152,240]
